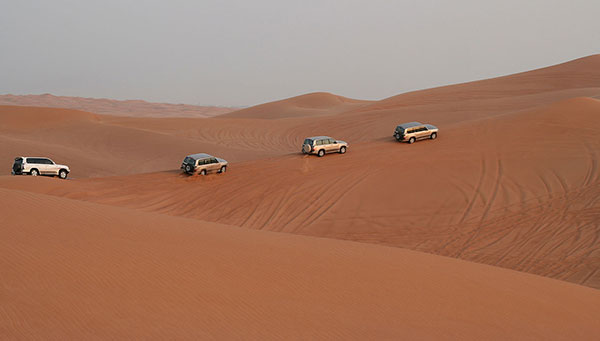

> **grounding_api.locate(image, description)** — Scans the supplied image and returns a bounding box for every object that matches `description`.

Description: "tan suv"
[394,122,438,144]
[181,153,228,175]
[302,136,348,157]
[12,156,70,179]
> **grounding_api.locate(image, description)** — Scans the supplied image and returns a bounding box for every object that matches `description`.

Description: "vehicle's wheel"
[339,146,346,154]
[430,132,437,140]
[220,166,227,173]
[200,169,207,176]
[59,170,68,179]
[185,164,192,173]
[409,137,416,144]
[318,149,325,157]
[30,169,39,176]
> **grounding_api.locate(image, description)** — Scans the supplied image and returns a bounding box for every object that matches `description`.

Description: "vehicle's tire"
[430,132,437,140]
[409,137,416,144]
[339,146,346,154]
[59,169,68,179]
[185,164,192,173]
[220,166,227,173]
[200,169,207,176]
[318,149,325,157]
[302,144,311,154]
[30,169,39,176]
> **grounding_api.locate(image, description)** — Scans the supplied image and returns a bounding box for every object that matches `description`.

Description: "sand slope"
[0,106,279,177]
[0,93,235,118]
[5,96,597,290]
[2,187,600,339]
[221,92,373,119]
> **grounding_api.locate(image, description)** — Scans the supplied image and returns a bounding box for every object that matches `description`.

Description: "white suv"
[12,157,70,179]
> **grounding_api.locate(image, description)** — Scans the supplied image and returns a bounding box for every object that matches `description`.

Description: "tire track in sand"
[457,158,503,257]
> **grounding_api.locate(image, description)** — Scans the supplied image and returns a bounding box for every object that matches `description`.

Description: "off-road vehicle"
[11,157,70,179]
[394,122,439,144]
[302,136,348,157]
[181,153,228,175]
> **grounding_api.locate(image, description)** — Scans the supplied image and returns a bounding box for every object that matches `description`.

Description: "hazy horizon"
[1,0,599,107]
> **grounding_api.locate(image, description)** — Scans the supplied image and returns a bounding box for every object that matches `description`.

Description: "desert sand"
[0,93,236,118]
[1,55,600,338]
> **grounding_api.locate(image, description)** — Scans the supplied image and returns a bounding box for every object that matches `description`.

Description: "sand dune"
[2,55,600,337]
[2,187,600,339]
[4,96,597,290]
[0,93,236,118]
[374,54,600,109]
[221,92,373,119]
[0,106,279,177]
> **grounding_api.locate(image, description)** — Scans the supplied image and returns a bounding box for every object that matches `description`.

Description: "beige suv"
[181,153,228,175]
[394,122,438,144]
[302,136,348,157]
[11,157,70,179]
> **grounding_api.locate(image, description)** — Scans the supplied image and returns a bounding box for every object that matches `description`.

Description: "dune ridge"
[0,93,236,118]
[220,92,373,119]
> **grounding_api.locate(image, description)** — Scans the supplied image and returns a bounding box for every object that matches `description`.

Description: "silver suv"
[181,153,228,175]
[394,122,438,144]
[302,136,348,157]
[12,157,70,179]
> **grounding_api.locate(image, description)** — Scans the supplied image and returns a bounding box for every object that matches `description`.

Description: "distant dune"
[0,93,236,118]
[221,92,373,119]
[1,55,600,338]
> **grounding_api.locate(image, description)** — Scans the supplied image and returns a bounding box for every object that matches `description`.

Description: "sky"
[1,0,599,107]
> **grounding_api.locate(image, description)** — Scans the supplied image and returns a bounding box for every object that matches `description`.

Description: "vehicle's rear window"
[396,126,405,133]
[14,158,23,165]
[303,138,313,145]
[184,157,195,164]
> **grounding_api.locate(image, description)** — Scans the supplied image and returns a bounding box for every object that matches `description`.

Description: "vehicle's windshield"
[303,138,313,145]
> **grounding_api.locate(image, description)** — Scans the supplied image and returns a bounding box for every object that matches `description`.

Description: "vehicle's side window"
[329,139,335,144]
[316,140,322,146]
[26,158,36,164]
[210,158,217,164]
[422,126,428,131]
[42,159,53,164]
[198,159,206,165]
